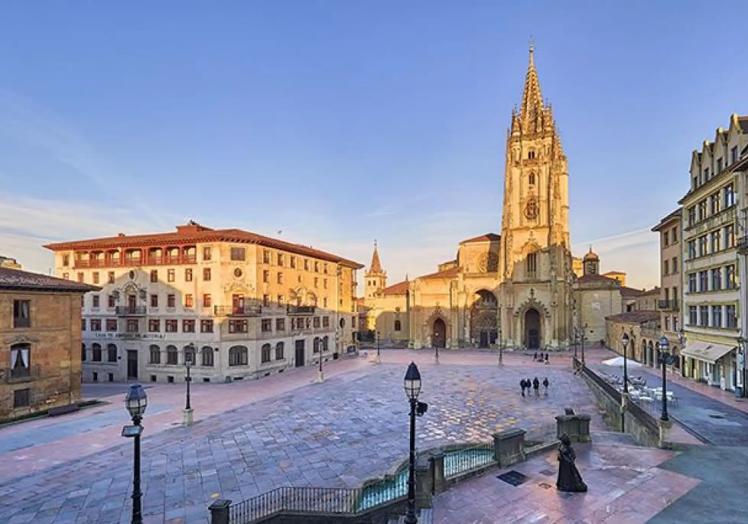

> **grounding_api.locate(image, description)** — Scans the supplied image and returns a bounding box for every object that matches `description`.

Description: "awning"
[681,341,736,364]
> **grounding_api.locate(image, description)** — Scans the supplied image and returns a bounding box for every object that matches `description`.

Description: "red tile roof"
[460,233,500,244]
[0,267,99,293]
[382,280,409,295]
[419,267,460,280]
[605,310,659,324]
[44,223,363,269]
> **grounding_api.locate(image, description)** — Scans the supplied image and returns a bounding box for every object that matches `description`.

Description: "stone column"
[493,428,526,467]
[430,452,446,493]
[415,460,432,508]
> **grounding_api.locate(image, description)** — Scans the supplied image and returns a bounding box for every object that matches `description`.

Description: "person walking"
[533,377,540,397]
[545,353,549,364]
[520,378,527,397]
[543,377,549,396]
[533,352,538,361]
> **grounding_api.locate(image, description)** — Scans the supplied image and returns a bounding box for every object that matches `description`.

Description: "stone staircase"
[387,508,433,524]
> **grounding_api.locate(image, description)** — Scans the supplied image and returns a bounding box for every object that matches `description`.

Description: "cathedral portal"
[432,318,446,348]
[525,308,541,349]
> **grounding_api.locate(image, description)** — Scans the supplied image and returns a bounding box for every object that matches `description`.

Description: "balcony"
[73,253,197,269]
[657,299,679,311]
[115,306,147,316]
[738,235,748,254]
[214,305,262,317]
[4,365,40,383]
[287,305,316,315]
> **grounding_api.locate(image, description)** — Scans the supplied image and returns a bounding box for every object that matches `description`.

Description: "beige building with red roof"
[44,221,362,384]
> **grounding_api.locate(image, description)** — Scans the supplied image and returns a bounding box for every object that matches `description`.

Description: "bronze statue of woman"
[556,433,587,492]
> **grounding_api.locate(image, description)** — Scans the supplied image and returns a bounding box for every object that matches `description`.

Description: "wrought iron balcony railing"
[287,305,315,315]
[3,365,40,383]
[214,305,262,317]
[115,306,147,316]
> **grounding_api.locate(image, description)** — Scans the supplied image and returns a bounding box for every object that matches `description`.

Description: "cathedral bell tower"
[499,45,570,280]
[365,241,387,298]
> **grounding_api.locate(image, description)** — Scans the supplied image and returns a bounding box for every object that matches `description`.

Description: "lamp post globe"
[403,362,421,524]
[125,384,148,423]
[658,336,670,422]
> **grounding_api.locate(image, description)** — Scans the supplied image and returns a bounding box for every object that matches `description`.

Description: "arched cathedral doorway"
[432,318,446,348]
[471,290,498,348]
[525,308,541,350]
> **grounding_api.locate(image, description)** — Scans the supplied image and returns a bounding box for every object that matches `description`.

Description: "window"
[323,297,328,308]
[726,305,737,328]
[528,172,536,185]
[148,319,160,332]
[277,272,283,284]
[665,317,670,331]
[314,261,320,272]
[528,149,536,159]
[92,272,100,284]
[688,306,698,326]
[167,345,178,365]
[395,319,402,331]
[107,344,117,362]
[149,345,161,364]
[698,199,707,221]
[322,336,329,352]
[165,320,178,332]
[314,277,319,288]
[671,227,677,242]
[63,272,70,280]
[263,270,269,283]
[261,319,272,332]
[323,278,327,289]
[663,231,669,246]
[290,256,296,269]
[150,270,158,283]
[276,318,285,331]
[671,257,678,274]
[263,294,270,307]
[710,193,721,215]
[231,247,246,261]
[13,389,30,408]
[185,294,194,308]
[201,319,214,333]
[13,300,30,328]
[663,260,669,275]
[261,344,272,363]
[81,318,86,331]
[731,146,738,164]
[277,253,284,266]
[263,250,271,264]
[92,295,100,308]
[313,337,320,353]
[704,167,710,180]
[203,268,211,281]
[304,259,309,271]
[699,305,709,327]
[710,230,721,253]
[527,253,537,275]
[108,294,116,308]
[10,343,30,379]
[106,319,118,332]
[687,240,696,259]
[698,235,708,257]
[203,246,212,261]
[698,271,708,292]
[228,319,248,333]
[92,343,102,361]
[277,295,284,306]
[90,319,102,331]
[167,294,176,308]
[711,268,722,290]
[724,184,735,208]
[167,269,175,282]
[183,319,195,333]
[201,346,214,367]
[185,268,193,282]
[717,158,723,172]
[203,294,212,308]
[323,316,329,328]
[725,265,736,289]
[126,319,139,333]
[724,224,735,248]
[108,271,115,284]
[229,346,248,366]
[711,305,722,328]
[77,272,84,283]
[275,342,284,360]
[150,294,159,307]
[687,207,696,227]
[62,254,70,266]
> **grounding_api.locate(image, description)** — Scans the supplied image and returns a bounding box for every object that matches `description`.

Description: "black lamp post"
[376,330,381,363]
[317,338,325,383]
[621,332,630,394]
[183,344,194,425]
[580,324,588,366]
[658,336,670,422]
[498,326,503,367]
[404,362,427,524]
[123,384,148,524]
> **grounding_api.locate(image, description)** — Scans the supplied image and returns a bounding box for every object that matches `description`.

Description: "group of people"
[533,352,550,364]
[520,376,549,397]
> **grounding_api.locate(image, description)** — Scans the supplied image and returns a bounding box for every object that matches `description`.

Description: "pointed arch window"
[528,172,536,185]
[527,253,538,276]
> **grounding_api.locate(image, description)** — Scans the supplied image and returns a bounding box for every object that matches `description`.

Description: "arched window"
[81,343,86,361]
[323,336,329,352]
[92,343,102,362]
[528,149,536,160]
[275,342,284,360]
[149,345,161,364]
[184,345,196,365]
[201,346,214,367]
[313,337,320,353]
[167,345,178,365]
[261,343,272,363]
[10,343,31,379]
[229,346,248,366]
[394,320,402,331]
[527,253,538,275]
[528,172,536,185]
[107,344,117,363]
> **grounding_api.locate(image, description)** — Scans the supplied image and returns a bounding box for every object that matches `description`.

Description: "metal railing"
[115,306,146,316]
[214,305,262,317]
[287,305,315,315]
[74,254,197,268]
[443,442,496,479]
[3,365,40,383]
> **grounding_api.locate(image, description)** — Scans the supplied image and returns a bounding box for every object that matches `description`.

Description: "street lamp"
[580,324,588,366]
[122,384,148,524]
[376,330,381,364]
[183,344,194,426]
[621,332,630,394]
[678,329,687,379]
[317,338,325,383]
[658,336,670,422]
[404,362,428,524]
[498,326,503,367]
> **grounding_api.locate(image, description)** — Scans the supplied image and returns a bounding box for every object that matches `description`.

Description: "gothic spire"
[368,240,383,275]
[520,43,544,123]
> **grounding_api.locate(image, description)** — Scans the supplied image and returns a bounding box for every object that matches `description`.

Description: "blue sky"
[1,1,746,289]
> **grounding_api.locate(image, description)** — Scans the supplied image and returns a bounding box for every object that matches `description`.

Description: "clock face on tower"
[524,197,539,220]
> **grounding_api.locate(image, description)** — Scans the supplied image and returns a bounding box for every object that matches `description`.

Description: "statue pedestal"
[658,418,673,449]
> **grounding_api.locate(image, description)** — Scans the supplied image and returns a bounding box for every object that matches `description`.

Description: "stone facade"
[45,222,362,384]
[0,267,95,422]
[574,249,623,345]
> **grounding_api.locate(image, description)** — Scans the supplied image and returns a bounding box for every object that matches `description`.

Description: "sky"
[1,1,747,290]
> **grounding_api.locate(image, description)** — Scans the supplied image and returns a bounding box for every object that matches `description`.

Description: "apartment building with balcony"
[44,222,362,384]
[680,114,747,391]
[652,208,683,373]
[0,266,96,422]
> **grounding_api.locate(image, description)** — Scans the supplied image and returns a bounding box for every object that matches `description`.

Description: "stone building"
[680,114,747,391]
[605,311,661,364]
[45,222,362,384]
[0,267,96,422]
[0,256,22,269]
[573,248,623,345]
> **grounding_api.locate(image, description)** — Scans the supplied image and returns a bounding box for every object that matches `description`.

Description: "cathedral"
[362,47,621,351]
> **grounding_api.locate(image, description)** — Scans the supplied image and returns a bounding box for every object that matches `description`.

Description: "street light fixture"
[376,330,381,364]
[122,384,148,524]
[580,324,588,366]
[183,344,194,426]
[317,338,325,383]
[498,326,503,367]
[621,332,630,394]
[404,362,427,524]
[658,336,670,422]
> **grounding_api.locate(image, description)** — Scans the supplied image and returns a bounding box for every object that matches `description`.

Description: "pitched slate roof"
[0,267,99,293]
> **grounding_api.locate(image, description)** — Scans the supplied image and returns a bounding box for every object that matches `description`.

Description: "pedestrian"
[520,378,526,397]
[533,377,540,397]
[543,377,549,396]
[533,351,538,361]
[545,353,549,365]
